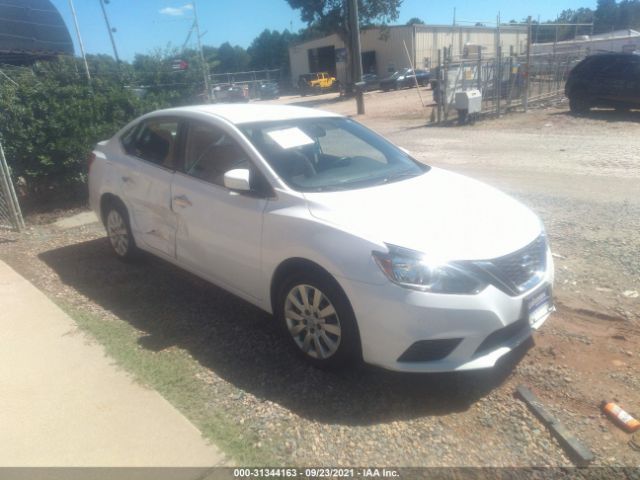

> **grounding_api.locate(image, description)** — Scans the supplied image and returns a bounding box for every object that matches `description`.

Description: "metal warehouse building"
[289,24,528,85]
[532,29,640,56]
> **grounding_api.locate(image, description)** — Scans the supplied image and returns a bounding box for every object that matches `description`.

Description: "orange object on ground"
[601,401,640,433]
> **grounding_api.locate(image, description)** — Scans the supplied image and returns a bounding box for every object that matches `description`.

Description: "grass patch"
[56,300,275,465]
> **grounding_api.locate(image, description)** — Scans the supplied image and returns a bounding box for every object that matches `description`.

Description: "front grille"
[474,234,548,295]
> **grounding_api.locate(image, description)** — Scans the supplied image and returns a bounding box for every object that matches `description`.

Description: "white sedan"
[88,104,554,372]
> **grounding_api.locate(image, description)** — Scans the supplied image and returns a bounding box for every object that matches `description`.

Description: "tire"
[276,270,360,369]
[569,94,590,114]
[104,200,138,261]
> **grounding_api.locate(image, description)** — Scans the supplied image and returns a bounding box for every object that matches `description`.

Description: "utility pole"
[348,0,364,114]
[98,0,120,66]
[68,0,91,82]
[192,1,211,103]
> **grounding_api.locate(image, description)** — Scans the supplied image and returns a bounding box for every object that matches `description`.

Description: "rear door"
[170,118,270,300]
[119,117,181,258]
[621,57,640,106]
[595,56,628,103]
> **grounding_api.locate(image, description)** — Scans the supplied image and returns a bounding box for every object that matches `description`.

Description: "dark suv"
[565,53,640,113]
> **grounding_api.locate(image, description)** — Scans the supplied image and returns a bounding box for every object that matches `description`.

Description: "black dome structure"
[0,0,74,65]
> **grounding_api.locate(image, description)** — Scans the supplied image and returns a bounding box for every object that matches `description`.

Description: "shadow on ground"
[551,108,640,122]
[39,238,531,426]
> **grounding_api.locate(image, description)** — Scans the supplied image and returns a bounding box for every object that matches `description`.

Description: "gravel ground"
[1,96,639,467]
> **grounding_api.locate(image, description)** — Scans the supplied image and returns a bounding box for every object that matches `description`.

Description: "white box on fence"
[454,89,482,114]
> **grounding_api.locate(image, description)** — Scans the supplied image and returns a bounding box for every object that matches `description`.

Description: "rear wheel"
[277,271,360,369]
[569,94,590,114]
[105,202,137,261]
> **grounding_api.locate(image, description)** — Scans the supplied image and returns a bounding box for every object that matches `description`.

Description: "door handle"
[122,176,133,184]
[173,195,192,208]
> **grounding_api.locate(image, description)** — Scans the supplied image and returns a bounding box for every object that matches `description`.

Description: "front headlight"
[372,245,486,294]
[397,76,405,80]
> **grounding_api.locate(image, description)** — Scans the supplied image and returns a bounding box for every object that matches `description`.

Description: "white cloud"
[159,4,193,16]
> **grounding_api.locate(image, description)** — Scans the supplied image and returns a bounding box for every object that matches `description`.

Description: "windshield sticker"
[267,127,314,149]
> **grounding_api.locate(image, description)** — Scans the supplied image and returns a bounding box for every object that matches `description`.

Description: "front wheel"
[277,271,360,369]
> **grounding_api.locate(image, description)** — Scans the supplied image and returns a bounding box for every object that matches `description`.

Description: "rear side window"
[123,119,179,169]
[621,58,640,79]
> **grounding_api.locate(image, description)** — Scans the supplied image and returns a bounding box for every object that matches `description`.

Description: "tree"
[595,0,619,32]
[214,42,251,73]
[247,29,295,72]
[406,17,425,25]
[617,0,640,30]
[286,0,402,34]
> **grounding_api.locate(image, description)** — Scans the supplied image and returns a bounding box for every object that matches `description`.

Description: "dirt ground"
[1,90,639,467]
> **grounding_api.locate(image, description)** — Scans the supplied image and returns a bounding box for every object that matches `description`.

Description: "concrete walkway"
[0,260,228,467]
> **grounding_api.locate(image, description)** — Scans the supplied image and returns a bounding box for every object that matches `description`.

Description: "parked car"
[565,52,640,113]
[89,104,554,372]
[359,73,380,91]
[379,68,430,91]
[258,82,280,100]
[298,72,337,96]
[213,84,249,103]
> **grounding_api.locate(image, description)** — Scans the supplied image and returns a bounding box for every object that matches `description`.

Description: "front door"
[171,119,269,300]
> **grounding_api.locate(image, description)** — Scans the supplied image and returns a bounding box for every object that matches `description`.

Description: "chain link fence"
[0,141,24,231]
[433,47,585,123]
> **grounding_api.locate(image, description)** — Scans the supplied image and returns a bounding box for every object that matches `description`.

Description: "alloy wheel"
[284,284,342,360]
[106,209,129,257]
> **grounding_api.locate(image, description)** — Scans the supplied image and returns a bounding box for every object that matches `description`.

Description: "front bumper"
[339,251,554,372]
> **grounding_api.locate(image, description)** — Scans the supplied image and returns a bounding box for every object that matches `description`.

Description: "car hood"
[303,167,542,261]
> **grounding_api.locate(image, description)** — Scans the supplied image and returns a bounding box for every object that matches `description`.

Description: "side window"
[124,119,179,168]
[622,59,640,79]
[183,122,252,187]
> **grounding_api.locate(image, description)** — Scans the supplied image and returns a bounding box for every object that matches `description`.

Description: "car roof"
[155,104,342,125]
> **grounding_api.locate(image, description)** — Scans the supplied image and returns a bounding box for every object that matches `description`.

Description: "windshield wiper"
[377,170,423,185]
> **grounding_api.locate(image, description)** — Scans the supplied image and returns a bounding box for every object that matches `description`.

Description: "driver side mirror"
[223,168,251,191]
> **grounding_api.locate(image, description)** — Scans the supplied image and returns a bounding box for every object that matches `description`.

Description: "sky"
[52,0,597,61]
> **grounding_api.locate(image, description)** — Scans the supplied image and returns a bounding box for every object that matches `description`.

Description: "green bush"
[0,58,146,197]
[0,55,205,202]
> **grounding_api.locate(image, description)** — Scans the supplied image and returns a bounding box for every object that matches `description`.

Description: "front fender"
[260,198,387,312]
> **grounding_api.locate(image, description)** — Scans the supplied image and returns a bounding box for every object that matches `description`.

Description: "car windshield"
[240,117,429,192]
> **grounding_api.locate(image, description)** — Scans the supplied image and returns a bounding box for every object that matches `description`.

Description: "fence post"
[0,141,24,231]
[496,45,502,117]
[437,49,442,124]
[443,47,449,121]
[476,47,482,92]
[524,16,532,112]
